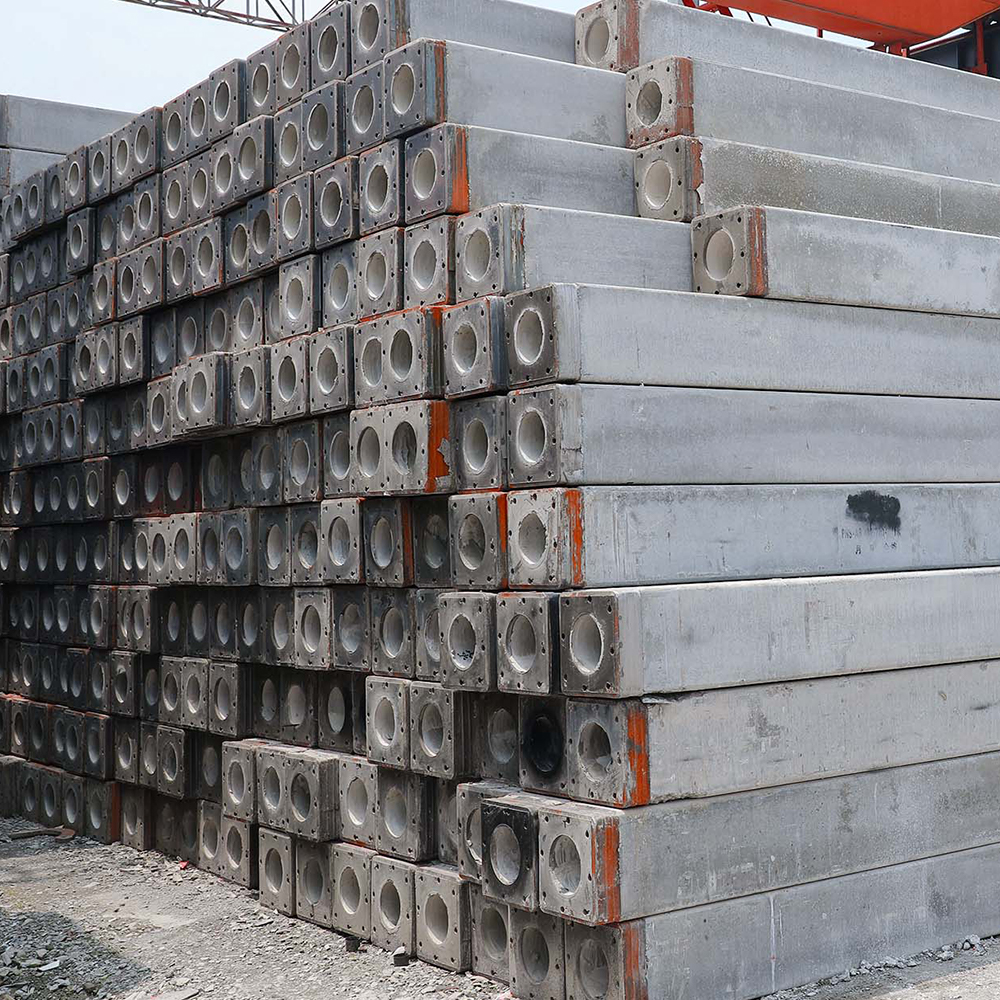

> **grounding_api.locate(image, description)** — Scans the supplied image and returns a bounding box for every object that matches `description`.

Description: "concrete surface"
[2,815,1000,1000]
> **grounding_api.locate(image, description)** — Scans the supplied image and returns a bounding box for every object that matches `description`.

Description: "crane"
[112,0,328,30]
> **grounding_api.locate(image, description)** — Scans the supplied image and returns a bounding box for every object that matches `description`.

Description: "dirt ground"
[2,816,1000,1000]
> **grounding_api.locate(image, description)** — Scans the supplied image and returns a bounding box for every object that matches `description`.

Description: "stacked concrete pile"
[3,0,1000,997]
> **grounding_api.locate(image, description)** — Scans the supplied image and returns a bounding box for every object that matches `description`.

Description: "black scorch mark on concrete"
[845,490,901,533]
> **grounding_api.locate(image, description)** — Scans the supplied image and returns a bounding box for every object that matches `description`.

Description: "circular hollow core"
[263,765,282,811]
[457,513,486,571]
[339,866,361,913]
[447,614,476,671]
[411,148,437,200]
[635,79,663,126]
[303,858,324,904]
[411,239,437,291]
[318,25,339,71]
[578,937,611,1000]
[391,63,416,116]
[391,421,417,474]
[516,408,547,467]
[291,772,313,822]
[166,110,183,151]
[227,827,244,868]
[514,308,545,366]
[339,603,363,654]
[578,721,614,780]
[642,158,674,212]
[370,516,394,569]
[452,323,478,374]
[517,511,547,566]
[326,685,347,733]
[381,608,404,658]
[290,438,310,486]
[307,103,329,151]
[524,709,562,776]
[463,229,491,282]
[252,63,270,107]
[520,927,551,985]
[358,2,380,49]
[346,776,369,826]
[584,15,611,62]
[213,79,232,123]
[379,880,401,930]
[360,336,382,386]
[462,419,489,474]
[384,785,407,838]
[316,345,339,394]
[351,85,375,135]
[489,823,520,887]
[227,759,246,803]
[238,136,258,181]
[300,604,322,653]
[366,163,389,213]
[418,702,444,757]
[506,614,537,673]
[705,227,736,281]
[358,425,381,478]
[548,834,583,895]
[264,848,283,893]
[277,354,297,401]
[424,894,449,946]
[320,178,343,228]
[364,250,387,300]
[570,614,604,675]
[373,696,396,747]
[280,41,302,89]
[388,328,413,380]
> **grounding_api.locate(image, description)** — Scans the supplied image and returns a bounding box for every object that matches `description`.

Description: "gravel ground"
[2,815,1000,1000]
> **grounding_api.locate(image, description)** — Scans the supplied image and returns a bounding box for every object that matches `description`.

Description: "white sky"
[1,0,870,114]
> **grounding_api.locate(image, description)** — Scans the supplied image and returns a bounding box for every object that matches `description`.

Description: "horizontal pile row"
[6,0,1000,999]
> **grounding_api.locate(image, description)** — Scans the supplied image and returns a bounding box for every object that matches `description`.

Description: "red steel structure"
[682,0,1000,50]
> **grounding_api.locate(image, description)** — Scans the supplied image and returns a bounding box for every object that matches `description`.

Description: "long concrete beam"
[625,56,1000,188]
[575,0,1000,124]
[454,205,691,301]
[504,484,1000,590]
[505,384,1000,487]
[636,135,1000,235]
[350,0,576,70]
[552,660,1000,806]
[382,41,627,147]
[503,284,1000,398]
[693,206,1000,317]
[560,844,1000,1000]
[557,569,1000,697]
[531,752,1000,923]
[404,125,637,224]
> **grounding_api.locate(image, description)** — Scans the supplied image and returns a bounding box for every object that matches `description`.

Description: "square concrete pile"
[4,0,1000,997]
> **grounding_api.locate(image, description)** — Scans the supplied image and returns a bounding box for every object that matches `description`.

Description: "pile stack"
[3,0,1000,997]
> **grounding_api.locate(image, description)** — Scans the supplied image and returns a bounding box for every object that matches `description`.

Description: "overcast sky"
[0,0,865,113]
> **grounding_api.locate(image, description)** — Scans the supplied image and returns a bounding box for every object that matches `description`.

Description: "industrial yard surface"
[1,817,997,1000]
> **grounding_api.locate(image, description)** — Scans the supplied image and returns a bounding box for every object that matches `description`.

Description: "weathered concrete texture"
[504,284,1000,399]
[566,844,1000,1000]
[0,95,129,154]
[576,0,1000,119]
[389,40,627,146]
[506,384,1000,486]
[455,204,691,300]
[354,0,576,65]
[558,568,1000,696]
[504,484,1000,590]
[405,125,636,224]
[693,206,1000,317]
[625,56,1000,188]
[633,660,1000,802]
[636,135,1000,235]
[536,753,1000,923]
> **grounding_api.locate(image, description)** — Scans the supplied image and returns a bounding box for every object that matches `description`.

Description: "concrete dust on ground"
[2,815,1000,1000]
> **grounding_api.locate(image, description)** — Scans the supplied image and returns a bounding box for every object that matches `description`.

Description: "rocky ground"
[1,815,999,1000]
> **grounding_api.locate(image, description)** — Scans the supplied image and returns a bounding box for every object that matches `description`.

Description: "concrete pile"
[2,0,1000,997]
